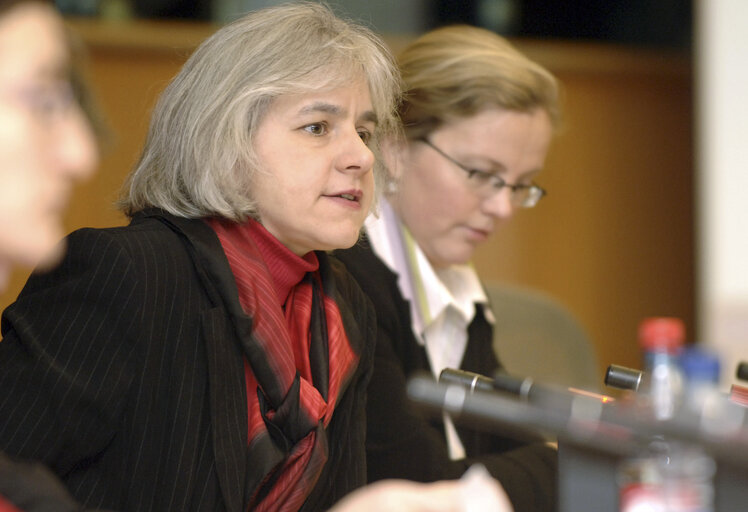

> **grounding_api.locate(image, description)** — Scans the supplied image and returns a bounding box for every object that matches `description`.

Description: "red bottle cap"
[638,317,685,352]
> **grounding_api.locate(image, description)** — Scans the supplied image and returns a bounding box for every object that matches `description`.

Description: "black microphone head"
[439,368,494,393]
[605,364,642,391]
[492,371,532,398]
[737,361,748,382]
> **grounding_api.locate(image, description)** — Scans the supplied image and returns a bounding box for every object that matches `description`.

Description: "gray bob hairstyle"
[119,2,401,221]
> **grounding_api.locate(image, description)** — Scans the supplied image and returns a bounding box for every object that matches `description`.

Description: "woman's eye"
[19,82,75,119]
[303,123,327,136]
[466,169,493,184]
[358,129,372,145]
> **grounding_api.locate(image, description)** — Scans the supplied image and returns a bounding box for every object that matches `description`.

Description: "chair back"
[485,282,600,391]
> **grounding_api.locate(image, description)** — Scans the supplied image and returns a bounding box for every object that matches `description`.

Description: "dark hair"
[0,0,52,16]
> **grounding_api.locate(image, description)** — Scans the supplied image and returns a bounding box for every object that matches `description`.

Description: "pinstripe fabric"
[0,210,376,512]
[0,452,85,511]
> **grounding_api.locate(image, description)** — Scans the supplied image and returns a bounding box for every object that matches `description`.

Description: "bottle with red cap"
[638,317,686,420]
[618,317,715,512]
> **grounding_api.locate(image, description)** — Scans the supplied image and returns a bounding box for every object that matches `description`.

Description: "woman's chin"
[0,261,9,292]
[33,238,67,271]
[2,229,68,272]
[320,226,364,252]
[0,235,65,292]
[428,249,475,269]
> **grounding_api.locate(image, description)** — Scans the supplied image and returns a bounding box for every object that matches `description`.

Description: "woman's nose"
[481,187,515,219]
[337,130,375,176]
[55,106,98,182]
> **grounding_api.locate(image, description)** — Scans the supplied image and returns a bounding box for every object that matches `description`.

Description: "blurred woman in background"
[336,24,561,512]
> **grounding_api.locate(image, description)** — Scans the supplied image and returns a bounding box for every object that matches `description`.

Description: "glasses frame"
[419,138,547,208]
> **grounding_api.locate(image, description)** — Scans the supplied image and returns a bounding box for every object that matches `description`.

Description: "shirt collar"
[365,199,491,339]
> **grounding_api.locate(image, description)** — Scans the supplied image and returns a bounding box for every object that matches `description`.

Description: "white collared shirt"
[365,199,493,459]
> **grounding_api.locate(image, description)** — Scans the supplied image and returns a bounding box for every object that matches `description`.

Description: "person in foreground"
[0,0,99,509]
[335,24,561,512]
[0,3,512,511]
[0,0,97,289]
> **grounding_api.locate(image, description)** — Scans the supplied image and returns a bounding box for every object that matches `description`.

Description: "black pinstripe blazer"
[0,210,375,512]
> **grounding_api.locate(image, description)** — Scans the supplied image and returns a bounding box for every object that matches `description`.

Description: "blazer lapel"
[139,210,250,512]
[201,309,249,512]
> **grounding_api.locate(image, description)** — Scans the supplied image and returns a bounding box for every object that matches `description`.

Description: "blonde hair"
[397,25,560,141]
[119,2,401,221]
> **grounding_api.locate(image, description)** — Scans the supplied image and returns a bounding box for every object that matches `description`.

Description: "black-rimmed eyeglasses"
[419,138,547,208]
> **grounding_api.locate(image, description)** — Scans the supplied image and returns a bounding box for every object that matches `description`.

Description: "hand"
[0,453,79,512]
[329,465,514,512]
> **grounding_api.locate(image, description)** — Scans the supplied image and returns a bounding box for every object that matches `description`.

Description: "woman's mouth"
[464,226,490,242]
[327,189,362,202]
[324,189,364,209]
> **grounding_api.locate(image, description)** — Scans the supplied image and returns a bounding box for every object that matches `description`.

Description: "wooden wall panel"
[474,42,694,382]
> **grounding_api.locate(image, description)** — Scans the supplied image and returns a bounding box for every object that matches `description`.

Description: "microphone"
[411,374,633,456]
[602,361,748,409]
[605,364,643,391]
[730,363,748,408]
[437,368,559,442]
[439,368,616,405]
[737,361,748,382]
[439,368,495,393]
[408,374,748,467]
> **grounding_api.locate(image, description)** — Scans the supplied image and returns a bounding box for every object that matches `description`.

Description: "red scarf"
[207,217,359,512]
[0,496,20,512]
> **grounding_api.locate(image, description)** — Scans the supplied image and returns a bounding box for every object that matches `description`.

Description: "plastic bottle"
[674,346,719,511]
[680,346,721,414]
[618,317,715,512]
[638,317,685,420]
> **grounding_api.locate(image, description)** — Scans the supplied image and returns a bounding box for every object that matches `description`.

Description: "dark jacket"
[0,452,85,512]
[0,211,376,512]
[335,237,558,512]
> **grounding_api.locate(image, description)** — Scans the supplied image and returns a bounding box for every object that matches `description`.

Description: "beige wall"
[1,21,694,386]
[696,0,748,388]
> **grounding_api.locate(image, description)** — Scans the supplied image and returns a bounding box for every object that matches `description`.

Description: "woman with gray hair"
[0,3,477,511]
[0,2,516,511]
